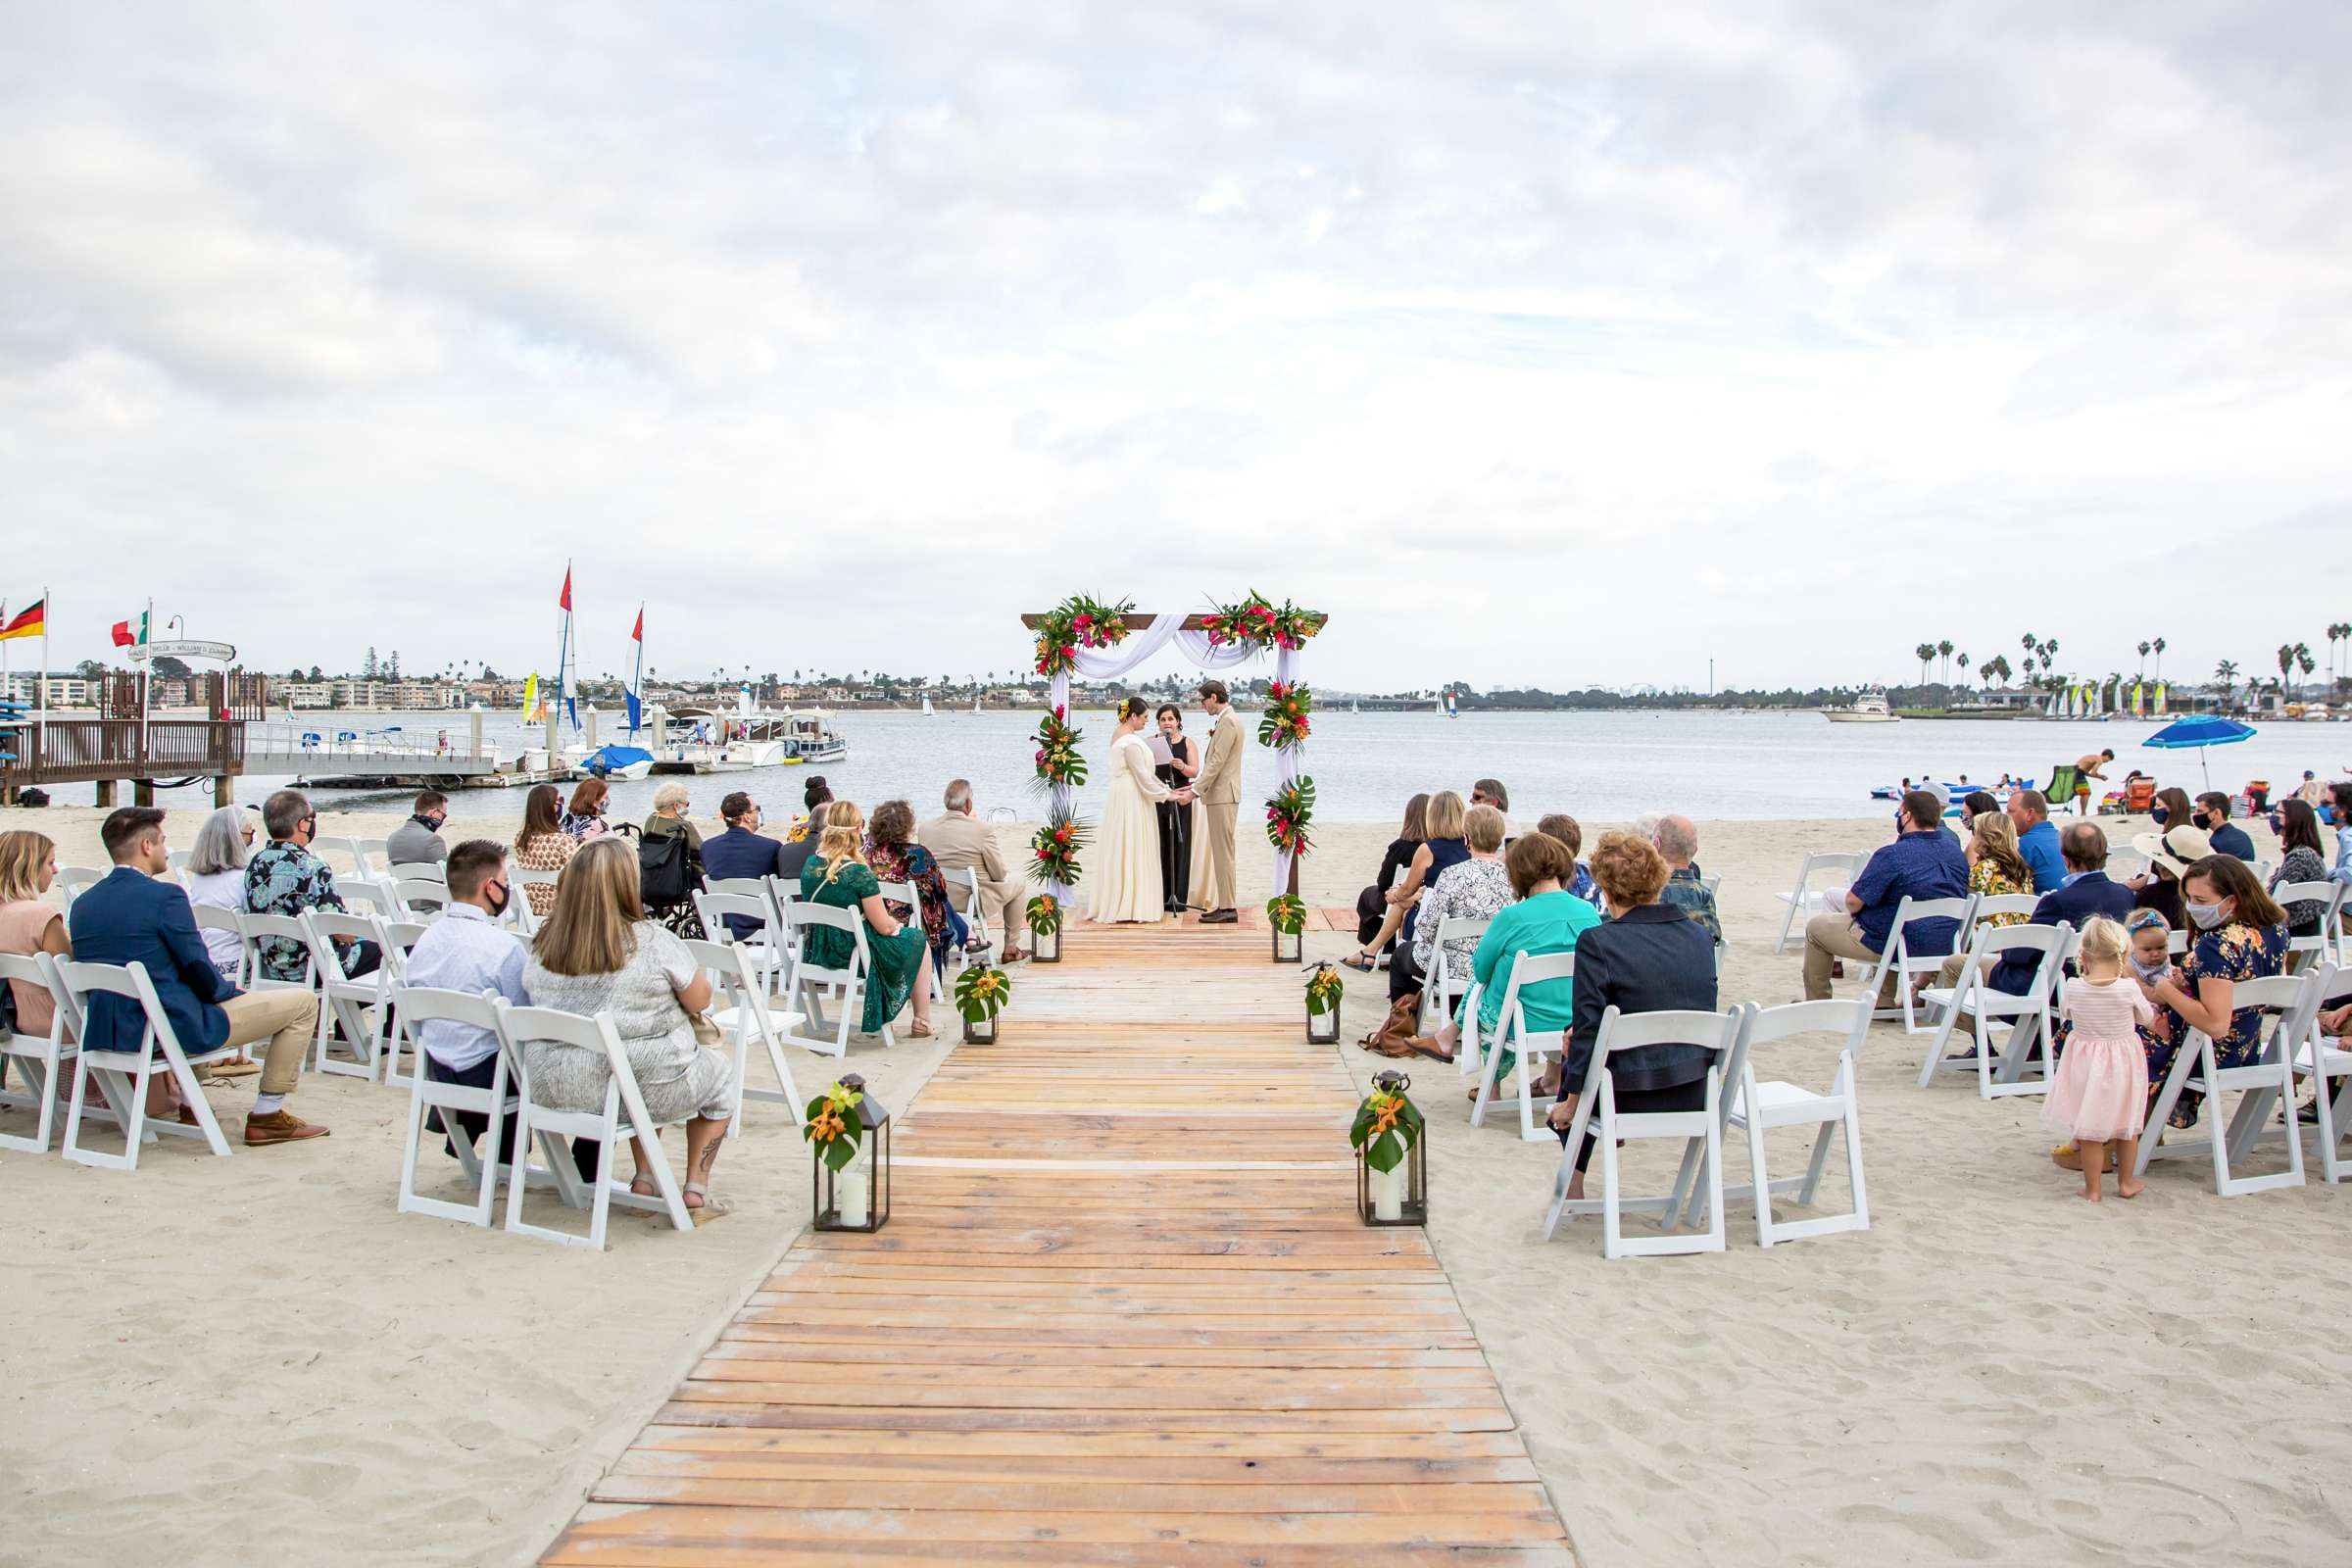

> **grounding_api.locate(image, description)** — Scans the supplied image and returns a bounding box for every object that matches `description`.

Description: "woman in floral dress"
[2137,856,2287,1131]
[1963,811,2034,926]
[863,798,973,978]
[513,783,577,917]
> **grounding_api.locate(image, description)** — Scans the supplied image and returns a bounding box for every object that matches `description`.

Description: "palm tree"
[2295,643,2315,689]
[1914,642,1936,687]
[2037,638,2058,685]
[1936,638,1954,685]
[1957,652,1971,685]
[2215,659,2239,707]
[2278,643,2296,695]
[2136,639,2151,678]
[2152,636,2166,683]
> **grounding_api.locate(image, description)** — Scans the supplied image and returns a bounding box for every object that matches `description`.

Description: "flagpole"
[141,596,153,768]
[36,586,47,731]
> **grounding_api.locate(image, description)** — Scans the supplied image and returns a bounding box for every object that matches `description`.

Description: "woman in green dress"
[799,802,935,1037]
[1412,832,1599,1098]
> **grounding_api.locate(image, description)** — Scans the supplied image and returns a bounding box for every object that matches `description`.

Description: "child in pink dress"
[2042,916,2152,1201]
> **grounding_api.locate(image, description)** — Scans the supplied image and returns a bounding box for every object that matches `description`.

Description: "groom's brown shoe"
[1200,908,1239,924]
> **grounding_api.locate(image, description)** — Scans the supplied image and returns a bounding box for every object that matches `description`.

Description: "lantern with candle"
[1349,1070,1426,1226]
[805,1074,892,1232]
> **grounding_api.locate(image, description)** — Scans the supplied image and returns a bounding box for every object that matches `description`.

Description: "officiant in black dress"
[1153,705,1202,913]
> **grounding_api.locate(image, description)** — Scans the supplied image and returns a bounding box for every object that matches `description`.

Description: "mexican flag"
[111,611,149,648]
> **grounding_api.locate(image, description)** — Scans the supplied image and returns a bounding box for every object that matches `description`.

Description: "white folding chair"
[239,909,320,1000]
[937,867,989,956]
[2278,882,2347,971]
[684,937,806,1135]
[166,850,192,874]
[2105,844,2150,882]
[1917,922,2074,1098]
[336,880,400,919]
[392,987,586,1228]
[1773,852,1864,955]
[2137,970,2322,1197]
[1854,895,1976,1033]
[1541,1005,1741,1258]
[352,838,392,879]
[56,958,236,1168]
[876,878,942,1004]
[694,886,787,995]
[501,1005,693,1248]
[1416,915,1489,1036]
[0,953,104,1155]
[303,909,389,1079]
[393,877,451,918]
[508,866,560,937]
[374,920,433,1086]
[53,865,107,906]
[192,905,248,985]
[2291,966,2352,1183]
[781,901,882,1056]
[1685,1000,1872,1247]
[1467,951,1575,1142]
[1969,894,2041,926]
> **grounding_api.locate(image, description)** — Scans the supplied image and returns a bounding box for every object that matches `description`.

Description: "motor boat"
[573,744,655,781]
[1824,690,1898,722]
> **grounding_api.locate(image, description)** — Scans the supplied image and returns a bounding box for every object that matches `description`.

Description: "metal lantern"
[813,1073,891,1233]
[1270,922,1303,964]
[1305,962,1342,1045]
[962,1006,999,1045]
[1029,915,1062,963]
[1355,1070,1427,1228]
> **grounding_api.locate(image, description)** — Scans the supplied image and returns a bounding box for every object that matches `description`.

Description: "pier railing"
[0,719,244,785]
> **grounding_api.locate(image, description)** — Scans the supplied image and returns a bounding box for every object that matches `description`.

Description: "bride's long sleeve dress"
[1090,730,1170,923]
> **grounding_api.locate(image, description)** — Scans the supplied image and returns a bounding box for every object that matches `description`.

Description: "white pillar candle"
[1370,1159,1404,1222]
[835,1143,870,1227]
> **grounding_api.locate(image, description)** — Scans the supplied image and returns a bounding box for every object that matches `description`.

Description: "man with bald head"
[1652,814,1721,946]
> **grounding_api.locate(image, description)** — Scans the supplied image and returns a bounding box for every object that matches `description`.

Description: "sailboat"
[524,565,591,772]
[922,690,936,717]
[1443,686,1459,719]
[574,604,654,779]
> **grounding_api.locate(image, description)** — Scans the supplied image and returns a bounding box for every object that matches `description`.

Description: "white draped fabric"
[1043,616,1305,905]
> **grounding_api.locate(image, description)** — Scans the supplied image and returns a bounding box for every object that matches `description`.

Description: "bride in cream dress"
[1091,697,1191,923]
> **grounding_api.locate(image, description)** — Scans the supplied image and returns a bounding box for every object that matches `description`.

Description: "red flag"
[559,567,572,612]
[111,619,135,647]
[631,606,644,642]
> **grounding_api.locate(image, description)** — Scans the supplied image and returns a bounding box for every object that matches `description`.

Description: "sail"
[521,671,540,720]
[625,604,645,735]
[2155,681,2168,715]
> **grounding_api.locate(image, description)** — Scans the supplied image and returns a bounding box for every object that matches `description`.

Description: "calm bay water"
[61,708,2346,827]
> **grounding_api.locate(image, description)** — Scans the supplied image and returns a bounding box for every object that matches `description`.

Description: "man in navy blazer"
[1948,821,2138,998]
[69,808,330,1146]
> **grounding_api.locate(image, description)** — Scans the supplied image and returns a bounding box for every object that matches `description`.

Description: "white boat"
[1823,690,1899,723]
[654,692,843,772]
[785,710,848,762]
[921,691,936,717]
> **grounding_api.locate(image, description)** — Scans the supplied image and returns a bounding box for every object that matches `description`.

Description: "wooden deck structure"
[540,920,1574,1565]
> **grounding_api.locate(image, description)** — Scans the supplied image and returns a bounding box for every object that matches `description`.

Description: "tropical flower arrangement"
[1349,1076,1423,1174]
[1256,680,1312,749]
[1265,894,1307,936]
[1305,961,1345,1017]
[955,964,1011,1026]
[802,1080,869,1172]
[1032,593,1136,677]
[1202,592,1321,652]
[1026,893,1065,935]
[1265,776,1316,856]
[1032,705,1088,789]
[1028,811,1091,886]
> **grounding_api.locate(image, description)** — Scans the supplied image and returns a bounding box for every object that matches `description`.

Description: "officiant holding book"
[1152,705,1201,914]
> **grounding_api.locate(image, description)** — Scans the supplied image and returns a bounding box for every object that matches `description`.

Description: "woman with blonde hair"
[798,802,933,1037]
[1345,789,1470,992]
[520,836,736,1214]
[0,830,72,1050]
[1964,810,2034,927]
[513,782,576,916]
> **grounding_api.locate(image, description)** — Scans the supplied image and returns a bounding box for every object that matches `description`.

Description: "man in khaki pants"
[67,807,328,1146]
[918,780,1028,960]
[1191,679,1246,922]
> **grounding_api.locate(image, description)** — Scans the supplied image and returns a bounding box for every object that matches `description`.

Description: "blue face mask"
[2150,806,2169,827]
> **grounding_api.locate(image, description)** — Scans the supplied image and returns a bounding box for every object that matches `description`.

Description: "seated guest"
[71,808,326,1144]
[1413,832,1599,1093]
[786,775,833,842]
[1537,813,1600,907]
[2268,798,2329,942]
[1803,790,1967,1003]
[2129,822,2209,930]
[1963,810,2035,924]
[1959,790,2000,828]
[2149,785,2194,831]
[866,798,973,974]
[245,789,379,984]
[386,789,451,867]
[641,782,704,857]
[1545,832,1719,1200]
[701,791,789,941]
[2138,855,2288,1132]
[521,837,735,1214]
[512,783,576,918]
[1949,821,2137,993]
[560,778,611,841]
[2333,783,2352,883]
[1471,778,1519,841]
[403,839,595,1177]
[0,830,87,1090]
[918,779,1028,961]
[2006,790,2065,892]
[1406,805,1511,1010]
[800,803,933,1038]
[182,806,258,984]
[1652,815,1721,946]
[1347,793,1430,972]
[638,782,706,936]
[1353,791,1469,1002]
[2195,792,2256,861]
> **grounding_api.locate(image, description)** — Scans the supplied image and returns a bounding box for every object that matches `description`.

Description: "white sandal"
[683,1181,733,1223]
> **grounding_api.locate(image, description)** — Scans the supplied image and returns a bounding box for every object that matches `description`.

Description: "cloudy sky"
[5,1,2348,695]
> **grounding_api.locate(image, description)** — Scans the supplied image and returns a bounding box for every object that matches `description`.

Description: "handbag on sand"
[1357,990,1422,1057]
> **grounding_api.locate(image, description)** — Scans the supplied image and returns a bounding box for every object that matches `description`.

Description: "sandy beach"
[3,801,2346,1566]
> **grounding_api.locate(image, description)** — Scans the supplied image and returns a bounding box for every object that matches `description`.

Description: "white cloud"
[2,0,2347,693]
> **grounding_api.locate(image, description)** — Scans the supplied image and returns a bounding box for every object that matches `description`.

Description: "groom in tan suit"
[1193,679,1245,922]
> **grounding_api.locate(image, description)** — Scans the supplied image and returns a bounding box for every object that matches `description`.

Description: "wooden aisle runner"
[541,920,1575,1565]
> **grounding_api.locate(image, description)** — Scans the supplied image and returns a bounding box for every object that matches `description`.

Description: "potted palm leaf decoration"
[1350,1070,1426,1226]
[805,1075,891,1232]
[955,964,1010,1043]
[1265,894,1306,963]
[1026,893,1064,963]
[1304,961,1343,1044]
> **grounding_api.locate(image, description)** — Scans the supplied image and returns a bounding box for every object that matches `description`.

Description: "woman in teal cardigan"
[1415,832,1598,1095]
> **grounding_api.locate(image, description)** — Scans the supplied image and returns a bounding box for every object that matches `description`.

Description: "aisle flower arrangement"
[1032,705,1088,789]
[954,964,1010,1042]
[1025,893,1065,935]
[802,1080,869,1173]
[1202,592,1321,652]
[1028,812,1090,886]
[1265,777,1315,856]
[1264,894,1307,936]
[1349,1075,1423,1174]
[1256,680,1312,749]
[1306,961,1345,1016]
[1031,594,1136,676]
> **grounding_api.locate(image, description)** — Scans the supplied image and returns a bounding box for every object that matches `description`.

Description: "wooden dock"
[539,920,1575,1565]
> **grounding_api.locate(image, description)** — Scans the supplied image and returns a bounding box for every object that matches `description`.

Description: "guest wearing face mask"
[2146,787,2194,832]
[2193,792,2257,862]
[2128,821,2210,931]
[2135,855,2288,1134]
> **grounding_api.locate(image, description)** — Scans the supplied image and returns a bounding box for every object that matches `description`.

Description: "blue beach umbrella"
[2144,714,2256,786]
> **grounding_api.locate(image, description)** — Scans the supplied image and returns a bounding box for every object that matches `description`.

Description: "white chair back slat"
[1470,950,1575,1142]
[1682,1000,1872,1247]
[2138,968,2324,1197]
[1773,851,1865,955]
[1858,895,1977,1035]
[0,952,90,1154]
[1542,1005,1741,1258]
[1917,920,2075,1098]
[780,897,881,1057]
[1418,915,1490,1035]
[55,957,234,1168]
[54,866,108,906]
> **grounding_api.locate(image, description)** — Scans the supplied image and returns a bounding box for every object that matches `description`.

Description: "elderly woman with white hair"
[639,782,707,937]
[179,805,265,1076]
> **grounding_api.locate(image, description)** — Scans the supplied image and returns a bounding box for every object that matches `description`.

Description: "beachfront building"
[0,674,93,707]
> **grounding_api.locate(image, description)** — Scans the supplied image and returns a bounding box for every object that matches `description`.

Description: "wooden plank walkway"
[540,920,1575,1566]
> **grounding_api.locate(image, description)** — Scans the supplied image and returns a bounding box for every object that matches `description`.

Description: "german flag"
[0,597,44,641]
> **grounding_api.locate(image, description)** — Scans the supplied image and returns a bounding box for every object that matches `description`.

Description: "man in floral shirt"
[1654,815,1723,947]
[244,789,380,982]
